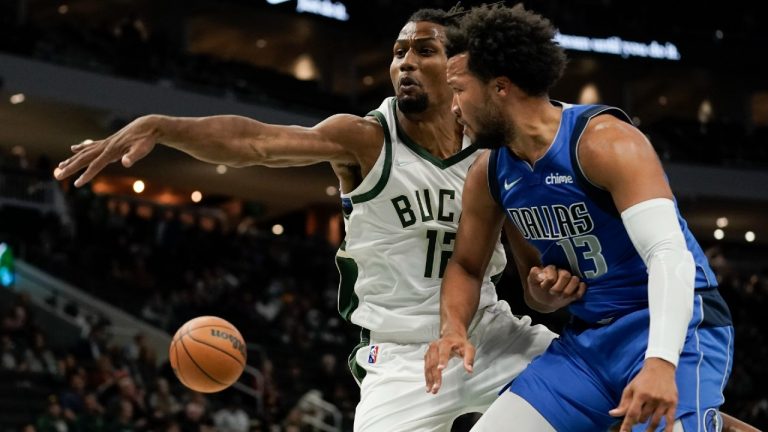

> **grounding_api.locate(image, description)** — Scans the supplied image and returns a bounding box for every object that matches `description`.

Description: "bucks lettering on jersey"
[336,97,506,339]
[489,102,717,324]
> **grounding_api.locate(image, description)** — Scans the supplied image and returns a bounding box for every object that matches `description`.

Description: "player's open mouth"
[399,76,419,92]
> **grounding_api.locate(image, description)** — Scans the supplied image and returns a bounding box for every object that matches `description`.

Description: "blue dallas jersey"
[489,102,718,324]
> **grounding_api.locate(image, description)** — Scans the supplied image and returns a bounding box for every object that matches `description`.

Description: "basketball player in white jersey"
[53,8,577,431]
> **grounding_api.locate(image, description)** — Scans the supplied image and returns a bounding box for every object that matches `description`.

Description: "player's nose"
[399,49,417,72]
[451,96,462,118]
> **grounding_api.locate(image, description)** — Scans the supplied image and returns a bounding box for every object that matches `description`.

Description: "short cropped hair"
[446,4,567,96]
[407,5,464,27]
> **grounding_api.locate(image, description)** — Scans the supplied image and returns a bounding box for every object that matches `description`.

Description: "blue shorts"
[508,289,734,432]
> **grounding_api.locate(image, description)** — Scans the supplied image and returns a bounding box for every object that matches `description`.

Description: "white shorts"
[351,301,556,432]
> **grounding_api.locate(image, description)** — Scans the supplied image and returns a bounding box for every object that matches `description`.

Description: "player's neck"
[507,97,562,164]
[397,106,463,159]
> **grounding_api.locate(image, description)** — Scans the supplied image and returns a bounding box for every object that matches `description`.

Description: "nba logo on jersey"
[368,345,379,364]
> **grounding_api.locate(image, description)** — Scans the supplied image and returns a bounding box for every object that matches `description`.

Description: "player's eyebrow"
[394,36,439,45]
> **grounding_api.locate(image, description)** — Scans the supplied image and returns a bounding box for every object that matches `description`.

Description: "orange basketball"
[169,316,247,393]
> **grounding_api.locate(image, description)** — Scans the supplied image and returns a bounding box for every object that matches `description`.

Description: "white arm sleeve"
[621,198,695,367]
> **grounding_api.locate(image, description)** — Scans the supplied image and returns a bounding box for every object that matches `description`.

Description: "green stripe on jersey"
[336,247,360,322]
[347,327,370,386]
[351,110,393,204]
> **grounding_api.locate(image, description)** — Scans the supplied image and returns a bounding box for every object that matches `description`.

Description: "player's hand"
[609,357,678,432]
[527,265,586,310]
[54,115,159,187]
[424,331,475,395]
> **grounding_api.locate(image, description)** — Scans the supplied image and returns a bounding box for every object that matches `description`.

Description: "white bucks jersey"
[336,97,506,340]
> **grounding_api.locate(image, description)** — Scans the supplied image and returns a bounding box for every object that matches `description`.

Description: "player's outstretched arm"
[424,151,504,394]
[54,113,382,187]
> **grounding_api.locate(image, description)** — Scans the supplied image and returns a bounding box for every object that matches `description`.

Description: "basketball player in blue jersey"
[425,4,738,432]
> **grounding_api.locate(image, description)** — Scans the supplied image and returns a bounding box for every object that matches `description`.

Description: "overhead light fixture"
[191,191,203,203]
[713,229,724,240]
[133,180,145,194]
[325,186,338,196]
[716,217,728,228]
[272,224,284,235]
[216,164,228,174]
[745,231,756,242]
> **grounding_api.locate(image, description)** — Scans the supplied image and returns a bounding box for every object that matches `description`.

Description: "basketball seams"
[179,335,227,387]
[184,324,238,333]
[172,339,186,384]
[186,330,246,367]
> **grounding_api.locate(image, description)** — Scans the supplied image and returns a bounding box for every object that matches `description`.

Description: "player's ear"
[494,77,512,96]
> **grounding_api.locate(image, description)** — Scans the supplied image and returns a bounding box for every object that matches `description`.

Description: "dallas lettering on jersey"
[507,202,594,240]
[391,188,457,228]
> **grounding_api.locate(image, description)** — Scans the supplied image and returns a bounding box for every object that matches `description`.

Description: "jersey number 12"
[425,229,456,278]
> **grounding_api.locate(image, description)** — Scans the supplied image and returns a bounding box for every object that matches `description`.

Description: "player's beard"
[397,93,429,114]
[471,100,514,150]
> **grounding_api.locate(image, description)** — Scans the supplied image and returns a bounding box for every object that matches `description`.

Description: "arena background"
[0,0,766,430]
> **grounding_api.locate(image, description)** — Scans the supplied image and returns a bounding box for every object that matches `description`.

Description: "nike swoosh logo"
[266,0,291,4]
[504,177,522,191]
[397,160,415,167]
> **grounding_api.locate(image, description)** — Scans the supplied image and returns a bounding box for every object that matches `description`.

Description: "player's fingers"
[547,269,571,295]
[74,144,120,187]
[527,266,543,286]
[609,387,632,417]
[638,400,656,424]
[436,341,455,370]
[663,404,676,432]
[560,275,582,297]
[576,282,587,299]
[424,343,438,391]
[538,265,557,290]
[70,139,97,153]
[463,343,475,374]
[619,400,643,432]
[121,140,154,168]
[645,404,668,432]
[431,344,448,394]
[55,147,99,180]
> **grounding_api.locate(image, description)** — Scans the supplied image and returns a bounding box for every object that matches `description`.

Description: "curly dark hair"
[445,3,567,96]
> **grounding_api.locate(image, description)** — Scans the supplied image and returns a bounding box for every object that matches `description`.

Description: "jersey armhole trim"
[487,148,503,207]
[569,105,632,217]
[350,110,393,204]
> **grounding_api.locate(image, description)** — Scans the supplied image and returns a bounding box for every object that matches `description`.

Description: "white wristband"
[621,198,695,367]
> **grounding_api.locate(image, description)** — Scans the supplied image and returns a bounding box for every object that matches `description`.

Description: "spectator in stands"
[212,394,250,432]
[75,393,106,432]
[0,334,18,370]
[73,322,109,366]
[21,331,58,375]
[108,399,137,432]
[105,375,148,426]
[59,372,87,419]
[176,400,214,432]
[35,396,72,432]
[148,377,181,420]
